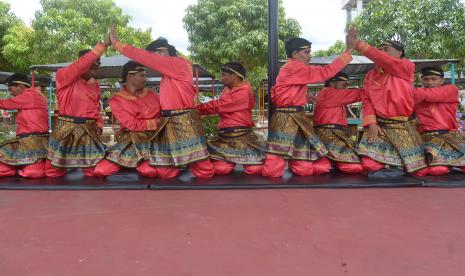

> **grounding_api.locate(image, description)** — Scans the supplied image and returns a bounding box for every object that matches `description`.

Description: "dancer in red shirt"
[45,37,110,177]
[355,32,427,176]
[0,73,49,178]
[413,66,463,176]
[197,62,264,175]
[262,29,357,177]
[313,72,364,174]
[109,27,213,178]
[94,61,165,178]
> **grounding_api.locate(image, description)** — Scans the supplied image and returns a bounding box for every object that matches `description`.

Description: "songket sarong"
[149,109,210,167]
[106,131,155,168]
[207,127,265,165]
[265,107,327,161]
[422,130,465,167]
[47,116,105,168]
[314,124,361,163]
[357,117,426,173]
[0,133,48,166]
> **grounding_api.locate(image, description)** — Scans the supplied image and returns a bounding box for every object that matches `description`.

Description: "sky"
[4,0,349,54]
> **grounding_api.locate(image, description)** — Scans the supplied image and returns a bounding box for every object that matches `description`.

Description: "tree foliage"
[0,1,22,71]
[1,0,152,72]
[183,0,301,86]
[354,0,465,72]
[313,40,346,57]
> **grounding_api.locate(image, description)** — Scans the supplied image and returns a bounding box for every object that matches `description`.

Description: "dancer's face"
[421,75,444,88]
[293,48,312,64]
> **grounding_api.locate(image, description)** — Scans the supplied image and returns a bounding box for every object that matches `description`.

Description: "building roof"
[31,54,214,79]
[280,55,460,77]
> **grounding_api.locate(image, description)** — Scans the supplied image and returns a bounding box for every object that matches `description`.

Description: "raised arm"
[356,41,414,81]
[290,52,353,84]
[0,89,39,110]
[197,87,252,115]
[414,85,459,104]
[317,88,363,108]
[55,43,107,89]
[113,42,182,80]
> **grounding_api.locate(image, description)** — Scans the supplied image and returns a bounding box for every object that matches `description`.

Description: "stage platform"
[0,167,463,190]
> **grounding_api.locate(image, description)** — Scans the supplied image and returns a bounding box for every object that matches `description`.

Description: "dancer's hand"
[109,24,119,44]
[103,28,111,47]
[345,26,358,52]
[367,123,381,143]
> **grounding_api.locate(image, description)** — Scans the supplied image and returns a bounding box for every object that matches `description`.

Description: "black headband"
[221,67,245,79]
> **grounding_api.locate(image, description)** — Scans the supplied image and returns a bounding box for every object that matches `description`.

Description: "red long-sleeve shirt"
[114,42,195,110]
[197,82,255,129]
[55,43,106,127]
[110,89,161,132]
[357,41,415,126]
[272,52,353,107]
[0,88,48,135]
[414,84,459,133]
[314,87,362,126]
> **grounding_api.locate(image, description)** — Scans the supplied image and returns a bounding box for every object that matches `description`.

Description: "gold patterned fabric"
[422,131,465,167]
[47,116,105,168]
[106,131,155,168]
[0,134,48,166]
[149,110,210,166]
[265,111,328,160]
[357,118,426,173]
[315,126,361,163]
[207,128,265,164]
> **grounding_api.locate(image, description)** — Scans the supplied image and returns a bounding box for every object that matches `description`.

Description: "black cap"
[146,37,169,52]
[221,61,246,79]
[285,38,312,58]
[167,45,178,57]
[381,40,405,57]
[122,61,146,83]
[324,72,349,87]
[5,73,31,87]
[421,66,444,78]
[78,49,101,66]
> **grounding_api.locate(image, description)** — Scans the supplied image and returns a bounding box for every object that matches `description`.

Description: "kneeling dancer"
[197,62,265,176]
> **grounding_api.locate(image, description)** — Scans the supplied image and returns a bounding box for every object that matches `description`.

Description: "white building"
[342,0,374,23]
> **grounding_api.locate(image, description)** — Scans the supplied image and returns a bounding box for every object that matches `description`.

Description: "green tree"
[0,1,22,71]
[2,24,35,72]
[183,0,301,86]
[313,40,345,57]
[354,0,465,73]
[2,0,153,72]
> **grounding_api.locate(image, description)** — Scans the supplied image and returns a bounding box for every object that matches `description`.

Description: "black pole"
[267,0,278,133]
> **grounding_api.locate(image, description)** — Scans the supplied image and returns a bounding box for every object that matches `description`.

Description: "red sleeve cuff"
[356,41,371,54]
[92,43,107,57]
[113,41,127,53]
[339,51,353,65]
[363,115,377,126]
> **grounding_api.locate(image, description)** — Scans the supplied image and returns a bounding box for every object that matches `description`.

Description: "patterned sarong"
[314,125,361,163]
[422,130,465,167]
[149,109,210,166]
[265,108,327,161]
[106,131,155,168]
[357,117,426,173]
[0,133,48,166]
[47,116,105,168]
[207,127,265,165]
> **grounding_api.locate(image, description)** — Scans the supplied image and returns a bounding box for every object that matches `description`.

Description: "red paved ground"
[1,188,465,276]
